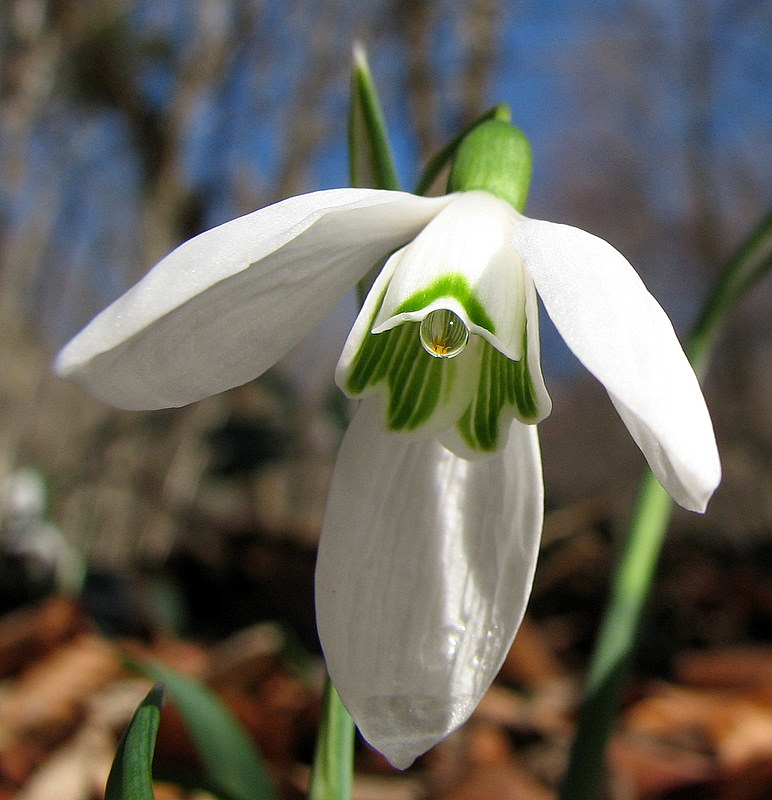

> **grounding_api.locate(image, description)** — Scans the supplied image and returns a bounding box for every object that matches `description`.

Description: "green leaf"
[105,683,164,800]
[687,210,772,377]
[558,211,772,800]
[349,42,402,305]
[134,659,277,800]
[348,42,400,191]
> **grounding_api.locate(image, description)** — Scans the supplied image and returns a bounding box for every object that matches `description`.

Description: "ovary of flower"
[55,186,720,769]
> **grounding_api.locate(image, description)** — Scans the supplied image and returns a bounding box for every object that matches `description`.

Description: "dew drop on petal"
[419,309,470,358]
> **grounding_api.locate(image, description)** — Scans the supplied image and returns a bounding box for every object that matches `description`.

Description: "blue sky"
[4,0,768,393]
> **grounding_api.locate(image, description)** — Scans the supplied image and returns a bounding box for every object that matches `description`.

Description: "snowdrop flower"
[56,120,719,769]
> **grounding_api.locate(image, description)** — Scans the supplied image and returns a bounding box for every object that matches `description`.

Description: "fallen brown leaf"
[611,681,772,798]
[675,645,772,691]
[501,616,567,691]
[0,634,120,749]
[435,763,555,800]
[0,598,88,679]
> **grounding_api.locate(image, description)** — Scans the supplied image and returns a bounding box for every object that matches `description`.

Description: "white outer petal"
[316,398,544,769]
[516,218,720,512]
[55,189,452,409]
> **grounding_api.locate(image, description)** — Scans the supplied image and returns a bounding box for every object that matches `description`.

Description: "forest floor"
[0,521,770,800]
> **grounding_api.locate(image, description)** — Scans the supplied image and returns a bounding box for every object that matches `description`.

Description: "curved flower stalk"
[56,122,720,770]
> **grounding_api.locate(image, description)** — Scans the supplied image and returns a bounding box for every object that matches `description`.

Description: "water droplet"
[419,309,469,358]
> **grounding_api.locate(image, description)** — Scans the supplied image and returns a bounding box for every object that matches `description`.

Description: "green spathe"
[448,120,532,213]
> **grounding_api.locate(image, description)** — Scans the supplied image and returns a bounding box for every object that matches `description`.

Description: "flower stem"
[308,680,355,800]
[558,473,672,800]
[558,210,772,800]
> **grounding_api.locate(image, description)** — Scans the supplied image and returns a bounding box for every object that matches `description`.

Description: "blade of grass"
[686,210,772,375]
[349,42,402,305]
[105,683,164,800]
[349,42,400,192]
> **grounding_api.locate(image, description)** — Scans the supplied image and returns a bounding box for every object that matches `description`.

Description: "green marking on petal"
[509,325,538,419]
[392,273,496,333]
[456,334,539,452]
[344,277,469,433]
[343,276,537,445]
[408,357,444,429]
[512,354,538,419]
[346,283,393,394]
[385,325,456,432]
[345,301,460,433]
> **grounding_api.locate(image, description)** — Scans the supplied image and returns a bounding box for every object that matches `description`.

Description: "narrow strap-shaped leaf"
[559,211,772,800]
[687,210,772,377]
[308,680,355,800]
[349,42,403,305]
[134,659,277,800]
[414,103,511,196]
[348,42,400,192]
[105,683,164,800]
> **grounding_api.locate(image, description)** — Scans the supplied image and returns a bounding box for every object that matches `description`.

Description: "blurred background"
[0,1,770,797]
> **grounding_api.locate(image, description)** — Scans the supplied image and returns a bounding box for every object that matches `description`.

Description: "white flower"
[56,187,720,769]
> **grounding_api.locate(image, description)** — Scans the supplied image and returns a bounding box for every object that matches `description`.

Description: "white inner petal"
[371,191,528,362]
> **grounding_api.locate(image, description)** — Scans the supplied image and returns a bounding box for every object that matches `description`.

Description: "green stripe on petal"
[346,283,393,394]
[343,264,537,448]
[456,337,539,453]
[408,358,444,429]
[386,328,453,431]
[511,353,538,419]
[392,273,496,333]
[344,308,471,435]
[504,326,538,420]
